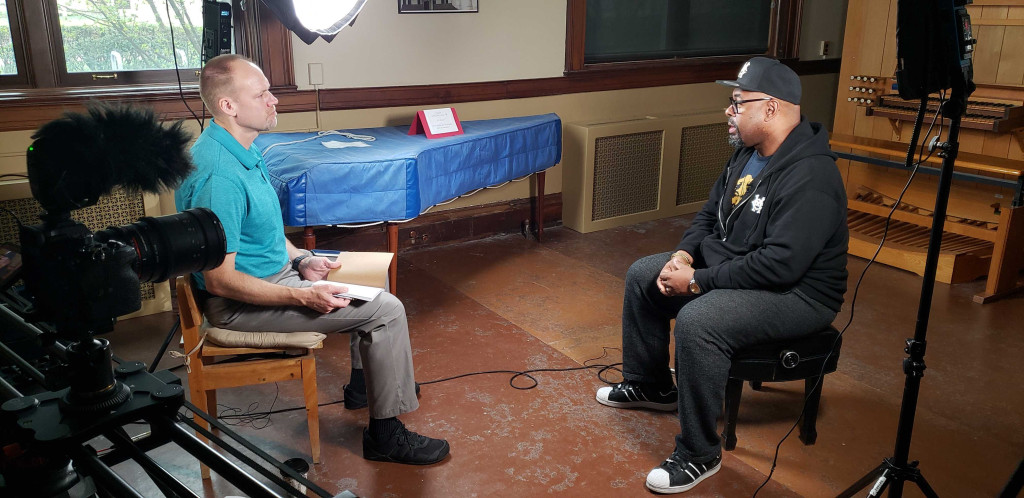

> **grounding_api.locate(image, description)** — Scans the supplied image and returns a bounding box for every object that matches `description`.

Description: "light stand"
[837,72,969,498]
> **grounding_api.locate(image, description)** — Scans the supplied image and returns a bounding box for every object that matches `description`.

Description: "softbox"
[258,0,367,45]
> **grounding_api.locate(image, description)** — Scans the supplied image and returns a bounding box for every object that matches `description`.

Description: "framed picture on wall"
[398,0,478,14]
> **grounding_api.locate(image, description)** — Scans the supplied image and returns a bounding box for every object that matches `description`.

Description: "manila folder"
[324,252,394,289]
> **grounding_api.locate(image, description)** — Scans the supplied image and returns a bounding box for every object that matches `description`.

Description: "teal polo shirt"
[176,120,288,289]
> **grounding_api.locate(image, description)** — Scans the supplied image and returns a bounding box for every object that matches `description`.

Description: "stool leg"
[799,376,822,445]
[722,378,744,451]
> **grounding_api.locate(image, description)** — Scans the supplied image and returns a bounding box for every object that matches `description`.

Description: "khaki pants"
[202,266,418,419]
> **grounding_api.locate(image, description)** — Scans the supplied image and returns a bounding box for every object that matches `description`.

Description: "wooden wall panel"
[997,26,1024,85]
[973,8,1006,84]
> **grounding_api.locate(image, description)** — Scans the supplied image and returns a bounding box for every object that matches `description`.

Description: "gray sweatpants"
[621,252,836,463]
[202,266,418,419]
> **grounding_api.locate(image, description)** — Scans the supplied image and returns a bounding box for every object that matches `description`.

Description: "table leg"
[536,171,546,242]
[387,223,399,295]
[303,227,316,250]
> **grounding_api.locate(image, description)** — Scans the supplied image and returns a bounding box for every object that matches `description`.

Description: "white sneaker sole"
[645,461,721,494]
[595,389,676,412]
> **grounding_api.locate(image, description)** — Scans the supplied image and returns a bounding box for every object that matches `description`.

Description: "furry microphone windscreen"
[27,103,194,213]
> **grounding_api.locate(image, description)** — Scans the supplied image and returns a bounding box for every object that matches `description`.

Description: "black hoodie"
[675,117,848,312]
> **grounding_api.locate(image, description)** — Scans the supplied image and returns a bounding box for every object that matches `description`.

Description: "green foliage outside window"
[0,26,14,75]
[59,0,202,73]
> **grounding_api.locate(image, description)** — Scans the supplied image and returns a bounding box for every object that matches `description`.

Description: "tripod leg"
[909,473,940,498]
[148,320,180,373]
[1000,457,1024,498]
[837,462,888,498]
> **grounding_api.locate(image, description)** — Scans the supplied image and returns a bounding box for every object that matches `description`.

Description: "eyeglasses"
[728,97,772,114]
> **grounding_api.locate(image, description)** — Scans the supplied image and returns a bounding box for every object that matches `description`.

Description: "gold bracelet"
[671,250,691,265]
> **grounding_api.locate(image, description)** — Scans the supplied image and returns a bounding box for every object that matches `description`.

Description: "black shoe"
[362,426,450,465]
[595,380,677,411]
[645,451,721,494]
[344,383,421,410]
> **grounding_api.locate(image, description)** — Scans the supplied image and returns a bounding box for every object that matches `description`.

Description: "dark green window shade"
[584,0,771,64]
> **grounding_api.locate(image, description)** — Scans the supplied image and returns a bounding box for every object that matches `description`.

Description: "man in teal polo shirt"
[176,54,448,465]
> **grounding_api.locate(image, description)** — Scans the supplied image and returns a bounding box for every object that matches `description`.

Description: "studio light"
[293,0,367,35]
[259,0,367,44]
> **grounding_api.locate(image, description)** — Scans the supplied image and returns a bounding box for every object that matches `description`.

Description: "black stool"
[722,326,841,451]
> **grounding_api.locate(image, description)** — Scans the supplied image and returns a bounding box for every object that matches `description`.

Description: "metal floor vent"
[0,188,155,300]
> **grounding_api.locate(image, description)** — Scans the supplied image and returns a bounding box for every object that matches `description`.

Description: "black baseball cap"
[716,57,801,105]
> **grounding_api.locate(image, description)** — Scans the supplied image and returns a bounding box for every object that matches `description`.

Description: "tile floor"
[96,215,1024,497]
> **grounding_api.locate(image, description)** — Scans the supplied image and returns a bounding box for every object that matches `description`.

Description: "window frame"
[0,0,296,92]
[564,0,803,74]
[0,0,31,87]
[40,0,204,87]
[0,0,301,132]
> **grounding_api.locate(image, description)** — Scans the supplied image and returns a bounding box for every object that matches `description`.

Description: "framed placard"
[399,0,478,14]
[408,107,465,139]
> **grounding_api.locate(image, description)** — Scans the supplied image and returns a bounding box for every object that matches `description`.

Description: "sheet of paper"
[312,281,383,301]
[422,108,460,135]
[322,140,371,149]
[325,252,394,288]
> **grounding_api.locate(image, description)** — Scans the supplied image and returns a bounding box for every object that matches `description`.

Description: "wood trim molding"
[564,0,586,72]
[317,58,840,112]
[0,86,316,132]
[0,59,838,132]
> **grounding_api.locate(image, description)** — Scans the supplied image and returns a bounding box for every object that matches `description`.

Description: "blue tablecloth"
[253,113,562,226]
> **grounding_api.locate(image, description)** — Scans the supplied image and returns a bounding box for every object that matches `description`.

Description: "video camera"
[0,103,228,496]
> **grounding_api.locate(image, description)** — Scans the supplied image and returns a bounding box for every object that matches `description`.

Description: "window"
[0,1,296,133]
[566,0,801,72]
[584,0,771,64]
[56,0,202,76]
[0,0,264,90]
[1,1,16,75]
[1,0,28,85]
[50,0,203,86]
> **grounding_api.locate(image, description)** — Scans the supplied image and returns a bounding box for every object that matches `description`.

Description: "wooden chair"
[175,275,322,479]
[721,326,842,451]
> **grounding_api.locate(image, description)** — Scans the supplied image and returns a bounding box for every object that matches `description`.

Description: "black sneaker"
[362,426,450,465]
[345,383,421,410]
[645,451,721,494]
[595,380,677,411]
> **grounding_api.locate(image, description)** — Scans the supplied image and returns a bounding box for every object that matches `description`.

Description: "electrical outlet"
[308,62,323,86]
[819,41,831,57]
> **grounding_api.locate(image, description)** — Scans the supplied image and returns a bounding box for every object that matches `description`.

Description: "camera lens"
[97,207,226,283]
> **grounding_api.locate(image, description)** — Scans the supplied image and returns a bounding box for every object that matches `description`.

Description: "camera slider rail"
[1,361,343,497]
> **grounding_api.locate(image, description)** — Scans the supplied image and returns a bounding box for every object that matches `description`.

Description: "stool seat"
[722,326,842,451]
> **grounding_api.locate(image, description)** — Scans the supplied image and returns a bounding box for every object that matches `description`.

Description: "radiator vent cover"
[0,188,155,300]
[592,130,663,221]
[677,123,732,206]
[562,111,723,233]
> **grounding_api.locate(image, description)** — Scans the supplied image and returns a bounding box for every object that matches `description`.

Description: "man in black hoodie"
[595,57,848,494]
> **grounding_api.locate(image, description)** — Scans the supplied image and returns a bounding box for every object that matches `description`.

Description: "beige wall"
[291,0,567,89]
[292,0,848,89]
[799,0,849,62]
[1,0,844,213]
[0,75,840,215]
